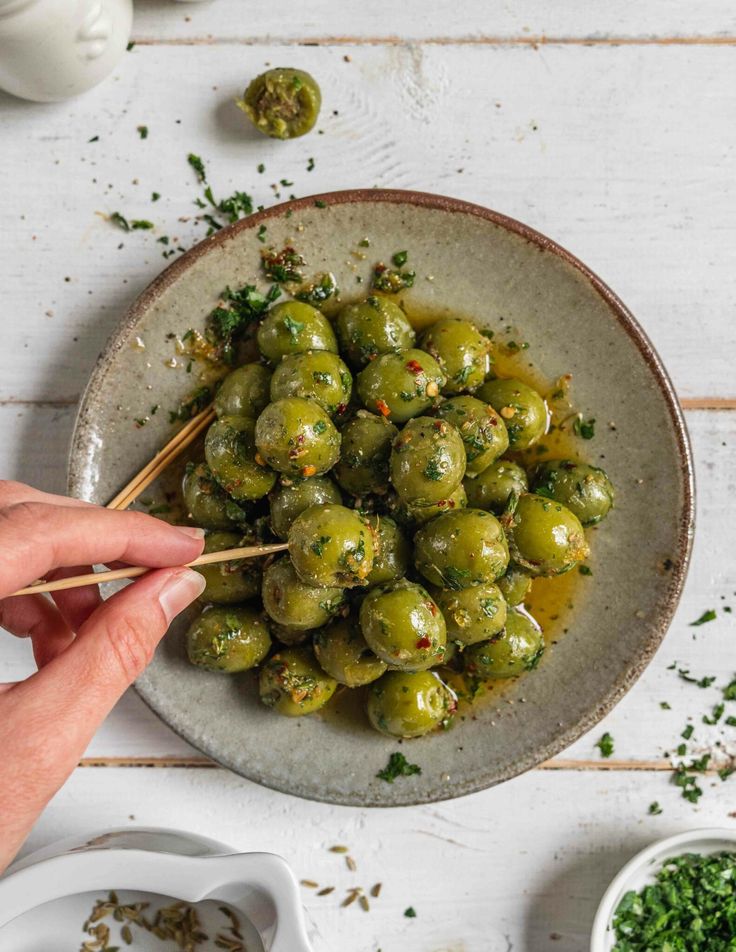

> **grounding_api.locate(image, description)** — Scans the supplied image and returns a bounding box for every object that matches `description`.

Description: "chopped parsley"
[423,457,444,481]
[677,667,716,689]
[137,124,148,139]
[579,564,593,576]
[647,801,662,815]
[88,134,99,143]
[262,246,305,284]
[168,385,212,423]
[596,732,614,758]
[307,157,315,171]
[257,163,265,173]
[404,907,417,919]
[257,224,267,243]
[314,199,327,208]
[392,249,408,267]
[681,723,694,740]
[723,677,736,701]
[188,152,207,183]
[703,703,725,725]
[372,262,416,293]
[295,272,338,306]
[573,416,596,440]
[376,752,421,784]
[691,609,717,626]
[151,191,161,202]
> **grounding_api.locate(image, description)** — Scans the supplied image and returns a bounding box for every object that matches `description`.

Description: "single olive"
[257,301,337,365]
[414,508,509,589]
[497,566,533,607]
[532,459,614,526]
[314,617,387,687]
[262,556,345,629]
[255,397,341,478]
[333,412,398,497]
[186,606,271,673]
[269,350,352,417]
[205,416,277,502]
[390,416,466,506]
[335,296,416,367]
[464,608,544,679]
[359,579,446,671]
[259,647,337,717]
[269,623,311,646]
[463,459,529,514]
[269,475,342,539]
[420,318,492,393]
[432,582,508,646]
[356,349,446,423]
[506,492,589,576]
[214,364,271,419]
[400,484,468,528]
[182,462,245,530]
[477,378,548,450]
[288,504,375,587]
[195,531,262,604]
[435,396,509,477]
[365,515,410,585]
[366,670,456,738]
[238,68,321,140]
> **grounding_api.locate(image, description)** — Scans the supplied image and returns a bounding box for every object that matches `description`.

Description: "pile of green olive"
[181,294,614,739]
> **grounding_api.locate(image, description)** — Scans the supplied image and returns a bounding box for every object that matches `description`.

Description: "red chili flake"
[405,359,423,375]
[425,601,438,616]
[416,636,432,649]
[296,434,306,444]
[301,464,317,477]
[375,399,391,417]
[432,420,444,431]
[336,403,348,415]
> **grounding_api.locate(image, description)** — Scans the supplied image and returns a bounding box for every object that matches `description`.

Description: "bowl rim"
[68,188,695,806]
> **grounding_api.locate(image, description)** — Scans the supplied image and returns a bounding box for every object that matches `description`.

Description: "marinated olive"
[195,531,262,604]
[257,301,337,364]
[269,475,342,539]
[255,397,340,477]
[269,623,311,646]
[463,459,528,515]
[314,617,387,687]
[477,378,548,450]
[497,566,533,607]
[269,350,352,417]
[506,492,589,576]
[356,349,446,423]
[182,462,244,530]
[366,670,456,738]
[464,608,544,679]
[333,412,398,497]
[390,416,466,506]
[238,68,321,140]
[359,579,446,671]
[365,515,410,585]
[259,647,337,717]
[435,396,509,477]
[400,484,468,527]
[414,508,509,589]
[533,459,614,526]
[262,556,345,630]
[288,503,375,587]
[214,364,271,419]
[335,296,416,367]
[186,606,271,673]
[420,318,492,393]
[432,582,507,646]
[205,416,277,502]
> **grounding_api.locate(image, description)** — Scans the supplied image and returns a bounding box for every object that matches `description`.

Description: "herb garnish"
[376,752,421,783]
[573,415,596,440]
[647,801,662,815]
[596,732,614,758]
[188,152,207,182]
[372,261,416,293]
[691,609,717,626]
[137,125,148,139]
[404,907,417,918]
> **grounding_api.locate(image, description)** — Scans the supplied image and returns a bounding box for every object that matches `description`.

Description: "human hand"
[0,481,206,871]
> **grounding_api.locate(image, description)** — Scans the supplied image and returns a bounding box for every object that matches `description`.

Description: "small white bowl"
[591,827,736,951]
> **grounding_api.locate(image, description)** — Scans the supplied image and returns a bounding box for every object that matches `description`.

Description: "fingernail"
[158,569,206,623]
[174,525,206,540]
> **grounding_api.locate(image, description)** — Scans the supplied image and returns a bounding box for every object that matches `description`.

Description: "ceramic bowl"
[68,189,694,806]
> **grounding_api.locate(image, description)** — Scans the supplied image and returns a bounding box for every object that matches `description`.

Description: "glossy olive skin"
[195,531,262,604]
[261,556,345,630]
[400,484,467,528]
[239,68,321,140]
[360,579,446,671]
[420,318,492,394]
[356,349,446,423]
[259,647,337,718]
[476,378,548,450]
[257,301,337,365]
[182,462,244,530]
[214,364,271,419]
[314,617,387,687]
[390,417,466,506]
[255,397,340,478]
[269,623,311,646]
[333,412,398,497]
[506,492,589,576]
[269,351,352,417]
[335,296,416,367]
[414,508,509,590]
[432,582,507,646]
[367,670,456,738]
[365,515,410,586]
[186,606,271,673]
[205,416,277,502]
[497,566,533,607]
[463,459,529,514]
[269,476,342,539]
[288,504,375,587]
[435,396,509,477]
[464,608,544,679]
[533,460,614,527]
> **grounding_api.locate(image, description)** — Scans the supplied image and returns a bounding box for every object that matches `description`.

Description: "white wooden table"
[2,3,735,948]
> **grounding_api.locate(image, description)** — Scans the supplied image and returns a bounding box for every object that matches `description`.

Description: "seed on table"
[370,883,382,898]
[359,895,370,912]
[300,879,319,888]
[317,886,335,896]
[346,855,357,871]
[329,845,349,853]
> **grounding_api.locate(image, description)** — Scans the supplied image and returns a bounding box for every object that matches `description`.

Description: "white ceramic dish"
[590,827,736,950]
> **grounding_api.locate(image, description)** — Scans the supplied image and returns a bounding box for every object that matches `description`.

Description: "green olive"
[335,296,416,367]
[259,647,337,717]
[186,606,271,673]
[257,301,337,364]
[182,462,245,530]
[435,396,509,477]
[255,397,341,478]
[432,582,507,646]
[262,556,345,629]
[288,504,375,587]
[356,349,446,423]
[464,608,544,679]
[269,476,342,539]
[414,508,509,589]
[195,531,262,604]
[269,350,352,417]
[420,318,492,393]
[463,459,529,514]
[333,412,398,497]
[497,566,533,607]
[366,670,456,738]
[269,623,311,647]
[205,416,277,502]
[476,378,548,450]
[532,460,614,526]
[365,515,410,585]
[390,416,466,506]
[214,364,271,419]
[400,484,468,527]
[238,68,321,140]
[506,492,589,576]
[314,617,387,687]
[359,579,446,671]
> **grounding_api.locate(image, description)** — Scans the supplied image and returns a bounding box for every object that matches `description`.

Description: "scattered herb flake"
[579,564,593,576]
[691,609,717,626]
[596,732,614,758]
[151,191,161,202]
[573,415,596,440]
[110,211,130,231]
[648,801,663,815]
[392,249,408,267]
[88,134,99,143]
[137,125,148,139]
[404,907,417,919]
[307,157,315,171]
[681,724,694,740]
[188,152,207,183]
[376,752,422,784]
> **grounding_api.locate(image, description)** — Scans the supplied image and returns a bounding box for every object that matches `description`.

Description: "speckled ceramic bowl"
[69,190,694,807]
